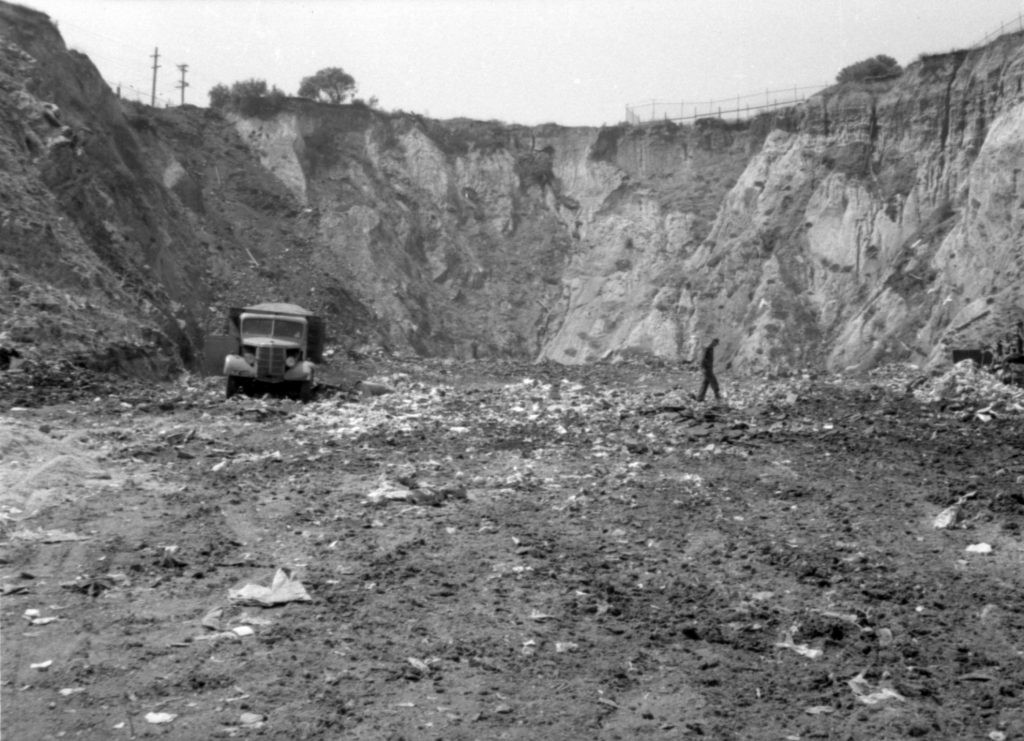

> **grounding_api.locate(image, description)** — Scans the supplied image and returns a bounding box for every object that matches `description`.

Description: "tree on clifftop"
[207,79,287,117]
[298,67,357,104]
[209,83,230,109]
[836,54,902,83]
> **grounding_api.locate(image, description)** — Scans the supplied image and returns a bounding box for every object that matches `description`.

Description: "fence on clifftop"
[626,13,1024,127]
[624,84,827,126]
[972,13,1024,48]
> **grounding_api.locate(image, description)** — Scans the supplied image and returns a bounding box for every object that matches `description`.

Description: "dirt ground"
[3,358,1024,740]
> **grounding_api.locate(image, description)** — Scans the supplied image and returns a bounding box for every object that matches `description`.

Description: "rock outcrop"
[3,0,1024,374]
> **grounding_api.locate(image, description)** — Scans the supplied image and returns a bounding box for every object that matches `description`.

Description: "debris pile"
[912,360,1024,411]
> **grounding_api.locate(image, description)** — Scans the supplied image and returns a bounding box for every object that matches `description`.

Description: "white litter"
[848,671,905,705]
[228,567,312,606]
[775,628,822,659]
[145,712,177,724]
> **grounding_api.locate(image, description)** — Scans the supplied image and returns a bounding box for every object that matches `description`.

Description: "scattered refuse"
[228,567,312,606]
[774,627,822,659]
[933,491,976,529]
[158,545,186,568]
[145,712,177,724]
[10,528,90,543]
[61,574,128,596]
[239,712,265,728]
[23,609,57,626]
[364,478,463,506]
[529,609,557,622]
[365,479,415,505]
[201,607,223,631]
[30,660,53,670]
[932,505,961,529]
[914,360,1024,411]
[965,543,993,554]
[848,671,905,705]
[804,705,835,715]
[58,688,85,696]
[555,641,579,653]
[237,611,274,626]
[407,657,431,674]
[194,625,255,642]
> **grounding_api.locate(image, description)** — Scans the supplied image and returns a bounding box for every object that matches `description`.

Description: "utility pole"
[176,63,189,105]
[150,47,160,106]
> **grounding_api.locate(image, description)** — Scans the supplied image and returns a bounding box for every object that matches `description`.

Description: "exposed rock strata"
[3,0,1024,374]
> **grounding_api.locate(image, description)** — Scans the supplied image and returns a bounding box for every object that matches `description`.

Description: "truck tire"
[298,380,313,403]
[226,376,242,399]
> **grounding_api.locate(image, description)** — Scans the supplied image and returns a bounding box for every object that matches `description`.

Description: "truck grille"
[255,346,286,379]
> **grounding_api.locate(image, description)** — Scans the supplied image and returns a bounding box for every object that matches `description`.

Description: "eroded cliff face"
[675,35,1024,373]
[538,32,1024,371]
[4,0,1024,374]
[221,29,1024,372]
[227,109,754,360]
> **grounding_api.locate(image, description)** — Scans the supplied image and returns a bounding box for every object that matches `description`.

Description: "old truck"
[205,303,324,401]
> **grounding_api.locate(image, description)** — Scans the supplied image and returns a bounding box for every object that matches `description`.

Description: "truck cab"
[217,303,324,401]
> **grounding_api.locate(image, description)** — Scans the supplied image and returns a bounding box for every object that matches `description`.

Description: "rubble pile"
[911,359,1024,411]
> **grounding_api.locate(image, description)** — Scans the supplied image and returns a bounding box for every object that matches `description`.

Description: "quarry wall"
[4,0,1024,374]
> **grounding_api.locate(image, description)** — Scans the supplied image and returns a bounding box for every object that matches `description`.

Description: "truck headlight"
[243,351,255,365]
[285,356,297,368]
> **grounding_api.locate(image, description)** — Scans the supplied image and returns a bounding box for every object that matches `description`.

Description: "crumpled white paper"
[228,568,312,606]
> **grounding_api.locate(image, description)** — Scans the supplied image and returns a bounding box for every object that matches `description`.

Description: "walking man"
[696,338,721,402]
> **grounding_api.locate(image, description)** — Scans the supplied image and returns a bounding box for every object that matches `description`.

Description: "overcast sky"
[21,0,1024,126]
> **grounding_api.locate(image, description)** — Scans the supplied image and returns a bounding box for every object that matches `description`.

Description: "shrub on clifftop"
[207,79,287,117]
[836,54,902,83]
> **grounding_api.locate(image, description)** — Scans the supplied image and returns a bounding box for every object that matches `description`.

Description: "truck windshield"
[241,317,304,340]
[273,321,304,341]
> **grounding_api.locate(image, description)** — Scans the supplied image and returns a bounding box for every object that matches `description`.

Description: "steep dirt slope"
[0,1,388,373]
[0,4,190,374]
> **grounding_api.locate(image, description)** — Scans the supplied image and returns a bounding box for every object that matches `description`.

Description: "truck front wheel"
[297,380,313,403]
[226,376,242,399]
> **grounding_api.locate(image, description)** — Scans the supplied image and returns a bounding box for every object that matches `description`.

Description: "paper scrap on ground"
[145,712,177,724]
[775,628,822,659]
[365,479,413,504]
[228,568,312,606]
[848,671,905,705]
[11,528,90,543]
